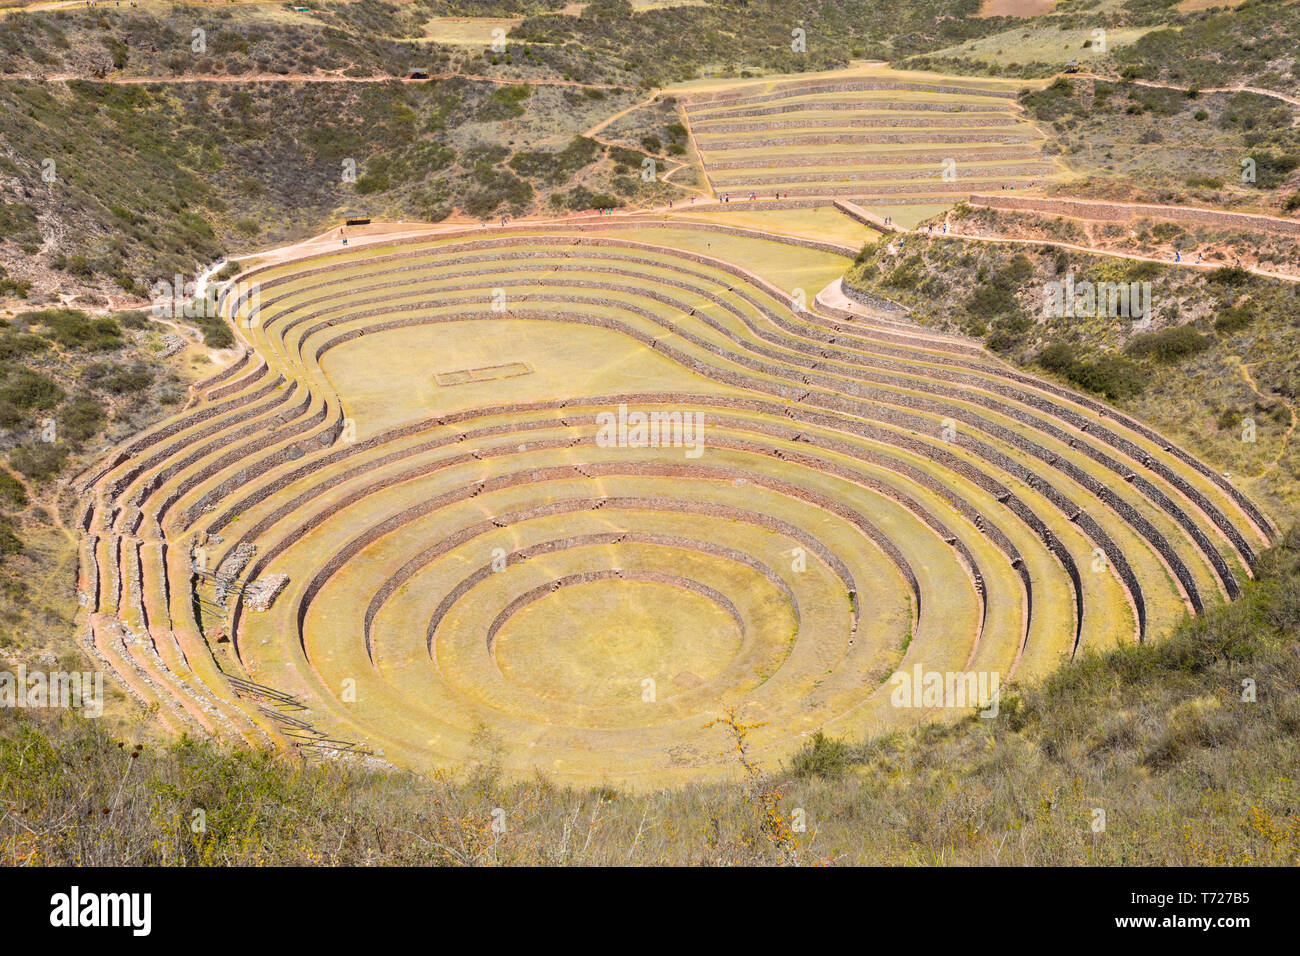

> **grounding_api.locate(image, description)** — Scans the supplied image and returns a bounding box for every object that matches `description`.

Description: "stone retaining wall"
[714,163,1049,189]
[696,114,1020,135]
[689,100,1015,122]
[702,131,1035,151]
[707,147,1040,171]
[840,279,910,315]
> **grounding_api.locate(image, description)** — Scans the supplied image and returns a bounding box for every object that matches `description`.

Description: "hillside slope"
[3,524,1297,865]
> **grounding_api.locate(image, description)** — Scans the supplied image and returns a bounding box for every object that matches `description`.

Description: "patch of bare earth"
[974,0,1057,17]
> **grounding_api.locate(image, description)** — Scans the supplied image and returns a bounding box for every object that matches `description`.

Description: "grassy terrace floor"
[72,218,1272,788]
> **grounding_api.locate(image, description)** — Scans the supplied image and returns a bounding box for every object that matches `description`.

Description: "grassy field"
[926,25,1157,70]
[665,205,878,246]
[975,0,1059,15]
[423,17,526,45]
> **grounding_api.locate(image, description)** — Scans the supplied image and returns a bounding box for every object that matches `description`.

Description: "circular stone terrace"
[74,217,1273,786]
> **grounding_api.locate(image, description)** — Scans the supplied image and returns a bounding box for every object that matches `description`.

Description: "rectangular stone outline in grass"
[434,362,533,387]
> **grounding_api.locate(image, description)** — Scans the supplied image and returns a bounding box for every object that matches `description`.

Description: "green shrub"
[1245,150,1299,189]
[0,367,63,410]
[1066,354,1145,399]
[985,312,1031,353]
[508,136,600,186]
[1125,260,1164,281]
[555,184,619,212]
[9,442,68,483]
[0,474,27,509]
[21,309,124,351]
[82,361,153,395]
[187,316,235,349]
[102,35,128,70]
[0,326,48,361]
[1020,77,1079,122]
[884,254,926,290]
[54,255,95,279]
[788,731,851,780]
[1214,303,1257,333]
[1207,266,1251,286]
[966,283,1018,316]
[0,514,21,557]
[57,394,107,445]
[1038,341,1075,373]
[0,264,32,299]
[112,310,151,330]
[1126,324,1212,362]
[355,171,391,194]
[479,84,531,121]
[1038,342,1144,400]
[463,170,534,217]
[0,203,40,250]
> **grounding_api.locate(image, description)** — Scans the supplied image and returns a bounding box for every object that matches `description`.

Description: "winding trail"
[0,460,74,545]
[1073,71,1300,110]
[0,70,623,90]
[932,227,1300,284]
[1237,359,1298,478]
[582,92,661,138]
[966,193,1300,239]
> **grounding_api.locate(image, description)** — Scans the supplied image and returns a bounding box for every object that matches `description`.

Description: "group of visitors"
[720,191,787,203]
